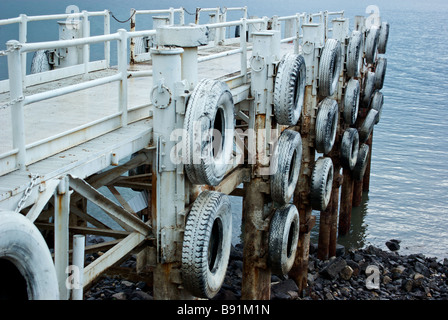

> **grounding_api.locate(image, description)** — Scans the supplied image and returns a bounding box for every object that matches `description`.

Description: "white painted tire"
[0,211,59,300]
[340,128,359,170]
[359,109,378,143]
[270,129,303,205]
[268,204,300,276]
[346,30,363,78]
[374,57,387,90]
[378,22,389,54]
[370,91,384,125]
[273,53,306,125]
[319,39,342,97]
[365,26,379,64]
[181,191,232,299]
[30,50,51,74]
[310,157,334,211]
[362,71,376,107]
[133,36,147,54]
[343,78,360,125]
[184,79,235,186]
[315,98,339,155]
[353,144,370,181]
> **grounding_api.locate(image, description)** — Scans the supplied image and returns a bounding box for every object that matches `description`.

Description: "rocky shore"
[84,239,448,300]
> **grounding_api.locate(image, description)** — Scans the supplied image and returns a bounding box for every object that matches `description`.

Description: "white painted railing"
[0,7,344,176]
[0,10,111,93]
[0,28,155,175]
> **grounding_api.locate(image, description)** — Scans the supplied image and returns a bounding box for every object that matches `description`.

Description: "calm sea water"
[1,0,447,259]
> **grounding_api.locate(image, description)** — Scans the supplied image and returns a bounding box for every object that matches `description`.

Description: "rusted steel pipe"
[339,168,354,235]
[241,178,271,300]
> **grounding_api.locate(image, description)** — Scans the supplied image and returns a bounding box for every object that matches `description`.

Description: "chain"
[183,7,197,16]
[109,10,136,23]
[0,43,22,56]
[15,173,40,213]
[0,96,25,111]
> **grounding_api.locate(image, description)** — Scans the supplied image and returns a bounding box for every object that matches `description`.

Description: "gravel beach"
[83,239,448,301]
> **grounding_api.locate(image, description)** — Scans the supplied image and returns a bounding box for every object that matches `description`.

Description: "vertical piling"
[54,175,70,300]
[241,30,280,300]
[150,47,190,300]
[289,22,324,294]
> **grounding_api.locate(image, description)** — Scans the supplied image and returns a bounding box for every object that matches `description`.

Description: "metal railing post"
[71,234,85,300]
[169,7,175,25]
[130,8,136,64]
[104,10,110,68]
[19,14,27,88]
[82,10,90,74]
[118,29,128,127]
[240,18,247,83]
[220,8,227,43]
[6,40,26,170]
[179,8,185,25]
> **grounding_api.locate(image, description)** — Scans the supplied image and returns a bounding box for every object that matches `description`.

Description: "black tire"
[319,39,342,97]
[181,191,232,299]
[370,90,384,124]
[378,21,389,54]
[346,30,363,78]
[274,53,306,125]
[359,109,378,143]
[352,144,370,181]
[270,130,302,204]
[310,157,334,211]
[343,78,360,125]
[315,98,339,155]
[268,204,300,276]
[0,211,59,300]
[362,71,376,107]
[365,25,379,64]
[374,57,387,90]
[340,128,359,170]
[184,79,235,186]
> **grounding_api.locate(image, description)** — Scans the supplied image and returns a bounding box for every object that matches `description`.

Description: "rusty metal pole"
[328,18,349,257]
[241,30,280,300]
[352,104,367,207]
[339,168,354,235]
[363,131,373,191]
[130,8,136,64]
[352,16,367,208]
[289,22,323,295]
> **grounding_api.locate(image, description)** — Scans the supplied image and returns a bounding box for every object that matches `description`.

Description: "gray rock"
[340,265,354,280]
[132,290,153,300]
[319,257,347,280]
[386,240,400,251]
[111,292,127,300]
[271,279,299,300]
